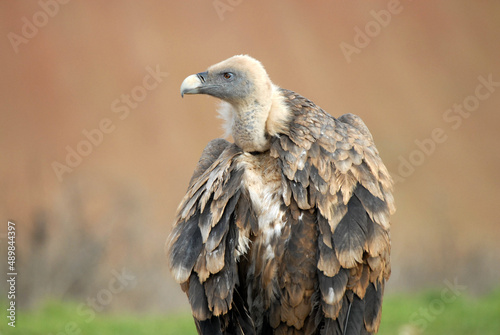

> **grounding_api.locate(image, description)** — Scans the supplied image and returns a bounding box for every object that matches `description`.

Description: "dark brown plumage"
[167,55,395,334]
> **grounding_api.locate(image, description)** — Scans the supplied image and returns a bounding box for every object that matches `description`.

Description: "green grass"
[0,300,197,335]
[1,289,499,334]
[379,288,500,335]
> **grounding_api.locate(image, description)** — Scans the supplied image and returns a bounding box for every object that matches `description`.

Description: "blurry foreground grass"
[379,287,500,335]
[1,288,499,334]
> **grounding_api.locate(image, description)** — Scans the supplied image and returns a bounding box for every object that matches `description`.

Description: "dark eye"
[223,72,233,80]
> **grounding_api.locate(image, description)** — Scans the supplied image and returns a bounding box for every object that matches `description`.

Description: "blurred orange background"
[1,1,499,313]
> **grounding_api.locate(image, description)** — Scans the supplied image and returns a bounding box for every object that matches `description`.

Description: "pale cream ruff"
[237,153,286,258]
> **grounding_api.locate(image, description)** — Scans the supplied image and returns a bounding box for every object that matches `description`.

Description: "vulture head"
[180,55,290,153]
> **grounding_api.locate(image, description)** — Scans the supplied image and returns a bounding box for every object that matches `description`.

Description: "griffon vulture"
[167,55,395,335]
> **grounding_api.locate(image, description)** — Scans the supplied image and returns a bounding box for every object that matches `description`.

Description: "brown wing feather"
[272,88,395,334]
[166,139,255,333]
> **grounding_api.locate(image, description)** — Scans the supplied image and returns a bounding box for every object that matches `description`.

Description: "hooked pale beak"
[180,71,208,97]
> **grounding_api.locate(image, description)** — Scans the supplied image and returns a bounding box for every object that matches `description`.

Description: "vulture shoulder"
[167,138,255,334]
[269,88,395,333]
